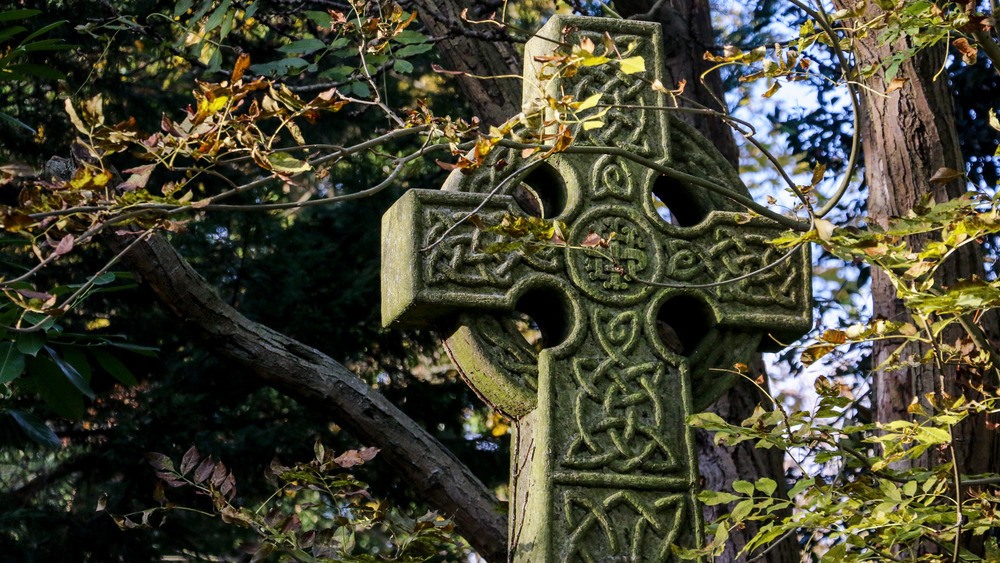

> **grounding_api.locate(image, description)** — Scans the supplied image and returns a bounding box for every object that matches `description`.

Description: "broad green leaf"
[27,355,85,420]
[60,346,91,380]
[204,0,231,33]
[0,342,26,383]
[92,349,138,386]
[755,477,777,496]
[787,477,815,498]
[698,490,741,506]
[351,81,370,98]
[731,499,754,521]
[173,0,193,17]
[304,10,331,28]
[15,331,45,356]
[916,426,950,445]
[393,59,414,74]
[7,409,60,448]
[393,30,428,44]
[732,480,755,495]
[278,38,325,55]
[395,43,433,57]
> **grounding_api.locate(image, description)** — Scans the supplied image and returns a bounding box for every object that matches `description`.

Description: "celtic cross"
[381,15,811,563]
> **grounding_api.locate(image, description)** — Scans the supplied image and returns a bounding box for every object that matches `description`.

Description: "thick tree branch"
[108,232,508,563]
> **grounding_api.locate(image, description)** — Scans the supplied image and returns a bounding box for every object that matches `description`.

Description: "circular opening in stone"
[655,294,715,356]
[651,175,708,227]
[512,162,567,219]
[513,287,571,350]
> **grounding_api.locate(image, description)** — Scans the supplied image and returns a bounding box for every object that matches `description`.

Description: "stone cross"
[381,15,811,563]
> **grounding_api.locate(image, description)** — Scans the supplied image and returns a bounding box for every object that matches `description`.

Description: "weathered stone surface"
[382,15,811,562]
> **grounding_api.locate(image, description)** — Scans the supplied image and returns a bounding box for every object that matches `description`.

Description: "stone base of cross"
[382,15,811,563]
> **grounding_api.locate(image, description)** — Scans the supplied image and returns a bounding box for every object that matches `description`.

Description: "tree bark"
[410,0,522,127]
[614,3,796,562]
[833,1,1000,478]
[108,233,509,563]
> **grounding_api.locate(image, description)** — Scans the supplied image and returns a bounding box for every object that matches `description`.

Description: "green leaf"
[732,480,755,495]
[6,63,64,80]
[392,30,429,44]
[787,477,815,498]
[395,43,433,57]
[92,349,137,386]
[0,111,36,133]
[0,26,27,43]
[916,426,950,445]
[173,0,193,17]
[731,499,754,521]
[15,331,45,356]
[304,11,332,28]
[0,9,41,22]
[278,38,325,55]
[755,477,777,496]
[61,346,92,381]
[21,20,67,43]
[204,0,231,33]
[351,81,370,98]
[7,409,60,448]
[45,346,95,399]
[0,342,26,383]
[393,59,414,74]
[27,355,85,420]
[107,341,158,357]
[698,490,742,506]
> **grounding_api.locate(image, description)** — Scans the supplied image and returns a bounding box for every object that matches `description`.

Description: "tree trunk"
[108,233,509,563]
[614,3,796,562]
[411,0,522,126]
[833,1,1000,478]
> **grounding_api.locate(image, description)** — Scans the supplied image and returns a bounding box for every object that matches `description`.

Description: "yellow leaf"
[582,120,604,130]
[886,76,908,94]
[576,93,601,111]
[822,329,847,344]
[618,56,645,74]
[801,344,835,366]
[813,218,835,242]
[65,99,89,135]
[207,95,229,113]
[580,54,610,67]
[762,81,781,98]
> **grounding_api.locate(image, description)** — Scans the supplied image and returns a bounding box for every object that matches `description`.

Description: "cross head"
[382,15,811,563]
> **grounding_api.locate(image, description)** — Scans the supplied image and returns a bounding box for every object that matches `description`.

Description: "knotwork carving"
[422,207,561,289]
[565,357,680,474]
[562,489,685,563]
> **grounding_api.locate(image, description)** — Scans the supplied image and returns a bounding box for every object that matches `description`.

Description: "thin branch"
[788,0,863,218]
[496,140,811,231]
[419,159,544,252]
